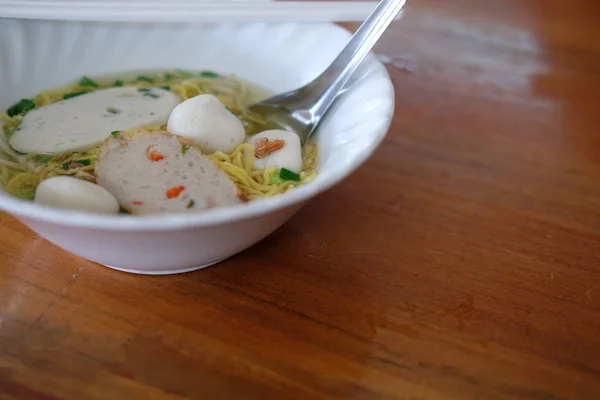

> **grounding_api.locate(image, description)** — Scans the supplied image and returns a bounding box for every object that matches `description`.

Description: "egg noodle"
[0,70,318,203]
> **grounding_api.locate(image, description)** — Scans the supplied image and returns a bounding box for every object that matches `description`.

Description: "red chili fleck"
[166,185,185,199]
[146,145,164,162]
[149,152,164,161]
[132,201,144,205]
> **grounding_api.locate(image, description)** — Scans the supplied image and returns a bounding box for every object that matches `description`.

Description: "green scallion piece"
[269,173,283,184]
[3,125,13,139]
[280,168,301,182]
[110,130,120,136]
[181,144,191,155]
[114,80,124,87]
[7,99,35,117]
[34,155,54,163]
[137,87,151,93]
[63,91,87,100]
[78,76,98,88]
[136,75,153,83]
[18,187,36,201]
[187,200,195,209]
[200,71,220,78]
[160,86,170,91]
[143,93,160,99]
[106,106,120,114]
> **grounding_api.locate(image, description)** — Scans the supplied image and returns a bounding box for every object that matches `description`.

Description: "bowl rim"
[0,22,395,231]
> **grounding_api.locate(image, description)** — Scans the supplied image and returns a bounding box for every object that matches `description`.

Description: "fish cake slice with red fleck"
[95,129,244,215]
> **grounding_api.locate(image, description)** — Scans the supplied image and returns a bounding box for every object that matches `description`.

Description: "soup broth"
[0,70,318,214]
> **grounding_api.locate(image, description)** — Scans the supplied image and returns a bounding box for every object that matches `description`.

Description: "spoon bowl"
[249,0,406,144]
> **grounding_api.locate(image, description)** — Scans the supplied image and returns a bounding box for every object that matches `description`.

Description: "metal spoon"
[249,0,406,145]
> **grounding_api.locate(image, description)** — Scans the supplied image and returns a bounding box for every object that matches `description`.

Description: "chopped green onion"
[136,75,153,83]
[110,130,120,136]
[137,87,151,93]
[106,106,120,114]
[18,187,36,200]
[269,173,283,184]
[143,93,160,99]
[200,71,220,78]
[7,99,35,117]
[34,155,53,163]
[181,144,191,155]
[114,80,124,87]
[77,159,91,165]
[187,199,195,209]
[3,125,13,139]
[160,86,170,91]
[63,91,87,100]
[280,168,301,182]
[78,76,98,88]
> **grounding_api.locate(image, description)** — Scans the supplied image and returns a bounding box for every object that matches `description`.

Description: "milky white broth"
[9,87,180,154]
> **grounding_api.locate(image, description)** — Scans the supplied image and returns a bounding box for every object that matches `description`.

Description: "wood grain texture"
[1,0,600,398]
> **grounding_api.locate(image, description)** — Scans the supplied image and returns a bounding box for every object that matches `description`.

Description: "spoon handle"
[307,0,406,127]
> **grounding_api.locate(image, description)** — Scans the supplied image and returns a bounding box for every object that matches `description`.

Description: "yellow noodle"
[0,70,318,202]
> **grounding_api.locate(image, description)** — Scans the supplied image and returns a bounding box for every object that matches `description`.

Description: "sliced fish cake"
[95,129,244,215]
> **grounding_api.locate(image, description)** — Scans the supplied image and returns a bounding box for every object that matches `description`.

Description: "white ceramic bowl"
[0,19,394,274]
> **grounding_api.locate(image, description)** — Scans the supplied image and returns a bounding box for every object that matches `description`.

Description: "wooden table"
[2,0,600,398]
